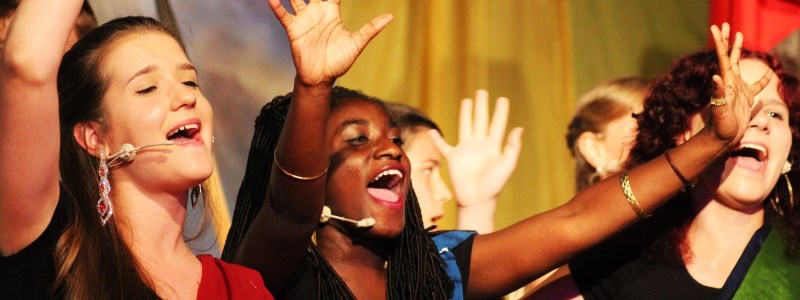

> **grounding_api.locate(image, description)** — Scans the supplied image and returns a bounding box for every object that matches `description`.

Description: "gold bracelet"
[273,150,329,181]
[619,170,652,218]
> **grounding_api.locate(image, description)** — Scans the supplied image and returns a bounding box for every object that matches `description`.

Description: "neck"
[684,189,764,288]
[315,224,391,299]
[315,224,391,269]
[111,181,201,299]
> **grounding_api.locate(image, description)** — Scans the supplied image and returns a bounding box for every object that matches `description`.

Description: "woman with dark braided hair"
[224,1,769,298]
[530,26,800,300]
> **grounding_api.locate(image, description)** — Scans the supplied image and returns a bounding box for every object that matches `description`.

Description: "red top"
[196,254,274,300]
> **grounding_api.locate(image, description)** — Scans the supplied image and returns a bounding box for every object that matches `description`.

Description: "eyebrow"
[179,63,196,72]
[761,98,789,109]
[336,119,398,131]
[127,65,156,84]
[126,63,197,84]
[337,119,369,131]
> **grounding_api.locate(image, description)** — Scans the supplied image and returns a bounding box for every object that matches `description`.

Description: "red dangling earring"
[97,150,114,225]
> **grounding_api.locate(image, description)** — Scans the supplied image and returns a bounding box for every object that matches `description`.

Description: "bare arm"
[465,24,770,299]
[232,0,392,292]
[0,0,83,256]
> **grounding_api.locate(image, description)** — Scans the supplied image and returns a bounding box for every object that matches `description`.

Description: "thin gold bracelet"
[619,170,652,218]
[273,150,329,181]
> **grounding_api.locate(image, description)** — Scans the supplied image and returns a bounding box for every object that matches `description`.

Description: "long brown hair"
[56,16,191,299]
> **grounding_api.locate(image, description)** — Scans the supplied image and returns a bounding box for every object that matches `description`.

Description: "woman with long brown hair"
[0,0,280,298]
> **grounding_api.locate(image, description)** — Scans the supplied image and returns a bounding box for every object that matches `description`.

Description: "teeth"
[371,169,403,182]
[738,143,767,157]
[168,123,199,137]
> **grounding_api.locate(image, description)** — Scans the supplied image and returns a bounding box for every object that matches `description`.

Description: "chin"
[718,184,770,210]
[367,219,406,240]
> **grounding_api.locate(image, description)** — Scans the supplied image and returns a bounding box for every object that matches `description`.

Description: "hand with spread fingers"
[429,90,523,233]
[708,22,773,147]
[267,0,393,86]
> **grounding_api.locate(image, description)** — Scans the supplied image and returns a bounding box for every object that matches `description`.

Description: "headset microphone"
[320,206,376,228]
[107,141,175,168]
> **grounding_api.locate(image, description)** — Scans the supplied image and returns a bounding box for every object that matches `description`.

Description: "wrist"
[294,76,334,92]
[457,200,496,234]
[695,126,731,155]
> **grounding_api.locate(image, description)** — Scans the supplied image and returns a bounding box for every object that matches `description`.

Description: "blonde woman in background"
[566,77,650,191]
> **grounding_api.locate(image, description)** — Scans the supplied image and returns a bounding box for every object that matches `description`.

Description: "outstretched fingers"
[268,0,293,27]
[488,97,510,146]
[289,0,307,12]
[473,90,490,137]
[428,129,455,157]
[749,68,774,95]
[459,98,474,143]
[353,13,394,53]
[710,24,733,82]
[729,32,743,75]
[501,127,524,169]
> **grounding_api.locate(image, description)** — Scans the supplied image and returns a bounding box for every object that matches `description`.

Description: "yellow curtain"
[339,1,576,229]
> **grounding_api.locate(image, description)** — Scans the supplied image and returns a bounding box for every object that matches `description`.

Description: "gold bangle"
[273,150,328,181]
[619,170,652,218]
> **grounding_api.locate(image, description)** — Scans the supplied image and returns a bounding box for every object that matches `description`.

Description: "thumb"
[428,129,454,156]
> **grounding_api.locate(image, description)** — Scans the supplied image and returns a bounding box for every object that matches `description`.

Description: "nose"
[374,137,403,160]
[171,82,197,110]
[432,172,453,204]
[748,111,770,133]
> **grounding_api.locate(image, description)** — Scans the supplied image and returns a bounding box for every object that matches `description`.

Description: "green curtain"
[338,0,708,230]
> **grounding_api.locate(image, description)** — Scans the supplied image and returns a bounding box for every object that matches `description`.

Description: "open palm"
[268,0,393,86]
[429,90,523,208]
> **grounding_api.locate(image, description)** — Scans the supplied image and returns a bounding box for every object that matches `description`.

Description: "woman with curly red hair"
[531,27,800,299]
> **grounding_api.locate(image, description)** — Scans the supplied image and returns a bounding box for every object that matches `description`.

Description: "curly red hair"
[626,48,800,264]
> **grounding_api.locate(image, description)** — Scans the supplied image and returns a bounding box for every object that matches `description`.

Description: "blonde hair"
[566,77,649,191]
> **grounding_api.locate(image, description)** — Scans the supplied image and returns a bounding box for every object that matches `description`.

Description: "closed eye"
[183,80,199,88]
[136,86,157,94]
[348,135,369,145]
[391,137,404,147]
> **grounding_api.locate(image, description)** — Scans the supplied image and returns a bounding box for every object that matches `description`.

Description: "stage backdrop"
[90,0,709,235]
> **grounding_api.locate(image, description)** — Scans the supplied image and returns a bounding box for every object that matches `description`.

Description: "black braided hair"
[223,87,453,299]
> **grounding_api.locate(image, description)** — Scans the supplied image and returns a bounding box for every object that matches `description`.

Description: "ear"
[73,121,106,156]
[577,131,607,169]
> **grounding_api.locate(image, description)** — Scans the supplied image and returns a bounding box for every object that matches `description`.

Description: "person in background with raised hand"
[429,90,523,233]
[386,90,522,233]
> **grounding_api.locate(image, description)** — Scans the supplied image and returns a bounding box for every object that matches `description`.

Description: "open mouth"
[366,169,404,203]
[166,123,201,143]
[730,143,767,171]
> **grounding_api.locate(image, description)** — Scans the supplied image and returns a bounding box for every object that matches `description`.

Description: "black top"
[0,188,70,299]
[278,233,475,299]
[570,254,719,300]
[569,221,773,300]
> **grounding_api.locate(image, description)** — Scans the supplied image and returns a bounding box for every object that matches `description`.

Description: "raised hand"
[428,90,523,231]
[708,22,773,147]
[268,0,393,86]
